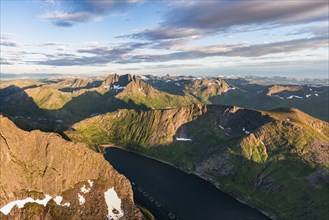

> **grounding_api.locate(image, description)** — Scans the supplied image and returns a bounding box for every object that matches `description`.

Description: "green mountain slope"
[67,104,329,220]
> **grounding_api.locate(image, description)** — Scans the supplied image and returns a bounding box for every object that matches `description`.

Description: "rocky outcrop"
[101,73,120,88]
[0,115,141,219]
[185,78,230,102]
[266,85,302,96]
[116,77,158,99]
[101,74,137,89]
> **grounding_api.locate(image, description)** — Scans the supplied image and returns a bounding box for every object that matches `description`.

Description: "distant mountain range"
[1,73,327,128]
[1,73,328,85]
[221,75,329,86]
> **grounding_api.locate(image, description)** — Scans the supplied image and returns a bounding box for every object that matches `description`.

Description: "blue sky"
[0,0,328,78]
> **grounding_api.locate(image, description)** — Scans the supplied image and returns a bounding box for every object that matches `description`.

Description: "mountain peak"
[0,115,141,219]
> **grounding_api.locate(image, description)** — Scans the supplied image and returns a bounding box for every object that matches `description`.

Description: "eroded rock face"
[0,115,141,219]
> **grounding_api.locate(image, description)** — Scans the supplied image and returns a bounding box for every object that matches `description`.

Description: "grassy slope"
[117,91,197,109]
[67,105,329,220]
[25,86,72,109]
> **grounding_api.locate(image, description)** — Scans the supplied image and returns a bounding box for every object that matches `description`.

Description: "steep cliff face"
[68,104,329,220]
[101,73,121,88]
[0,115,141,219]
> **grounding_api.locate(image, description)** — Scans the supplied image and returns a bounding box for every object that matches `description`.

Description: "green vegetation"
[240,134,268,163]
[117,88,198,109]
[26,87,72,110]
[20,203,45,220]
[137,204,156,220]
[68,105,329,220]
[2,76,328,220]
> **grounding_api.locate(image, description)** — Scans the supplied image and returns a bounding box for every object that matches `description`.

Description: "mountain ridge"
[0,115,142,219]
[67,104,329,220]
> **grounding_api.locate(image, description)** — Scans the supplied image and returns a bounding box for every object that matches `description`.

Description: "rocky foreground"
[0,115,142,219]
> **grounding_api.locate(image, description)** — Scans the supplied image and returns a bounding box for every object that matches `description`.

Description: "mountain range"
[0,73,328,219]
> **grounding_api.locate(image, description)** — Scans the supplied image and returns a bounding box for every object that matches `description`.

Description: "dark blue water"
[104,147,270,220]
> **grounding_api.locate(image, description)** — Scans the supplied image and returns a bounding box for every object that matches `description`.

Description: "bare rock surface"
[0,115,141,219]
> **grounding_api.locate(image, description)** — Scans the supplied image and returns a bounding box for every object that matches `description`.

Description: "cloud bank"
[42,0,143,27]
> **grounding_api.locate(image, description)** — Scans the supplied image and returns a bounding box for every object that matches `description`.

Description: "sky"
[0,0,328,78]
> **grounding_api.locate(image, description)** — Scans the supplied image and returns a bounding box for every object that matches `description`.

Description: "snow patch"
[176,137,192,141]
[53,196,70,207]
[138,88,146,96]
[273,95,284,99]
[78,193,85,205]
[0,195,52,215]
[104,187,124,220]
[140,76,149,80]
[88,180,94,187]
[242,127,250,134]
[62,202,70,207]
[112,85,125,90]
[81,185,91,194]
[287,95,303,99]
[53,196,63,205]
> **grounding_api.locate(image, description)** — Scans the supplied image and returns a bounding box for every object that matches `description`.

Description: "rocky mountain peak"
[116,76,156,98]
[0,115,141,219]
[102,73,120,87]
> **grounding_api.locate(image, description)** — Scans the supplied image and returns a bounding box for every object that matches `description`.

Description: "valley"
[2,1,328,219]
[105,147,269,220]
[1,74,328,220]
